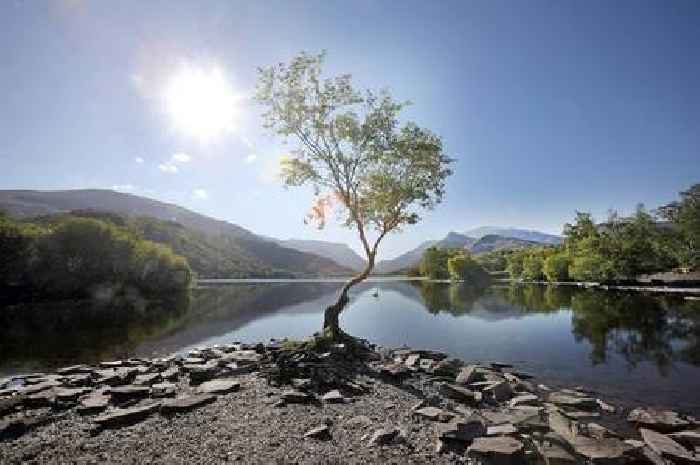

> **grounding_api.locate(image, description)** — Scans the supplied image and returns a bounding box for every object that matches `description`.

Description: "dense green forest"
[0,211,191,300]
[506,183,699,282]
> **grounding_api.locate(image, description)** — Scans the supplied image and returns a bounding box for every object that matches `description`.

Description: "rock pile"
[1,341,699,464]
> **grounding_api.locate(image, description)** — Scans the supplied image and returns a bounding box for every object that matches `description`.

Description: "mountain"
[469,234,541,253]
[374,232,477,273]
[463,226,562,245]
[0,189,352,277]
[276,239,367,272]
[374,230,549,274]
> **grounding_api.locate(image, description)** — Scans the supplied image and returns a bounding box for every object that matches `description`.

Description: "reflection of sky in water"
[3,281,700,413]
[177,282,700,413]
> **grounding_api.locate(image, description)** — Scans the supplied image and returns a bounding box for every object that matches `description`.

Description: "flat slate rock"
[109,385,150,403]
[468,436,525,465]
[669,430,700,448]
[570,436,636,464]
[641,428,697,463]
[368,427,400,446]
[486,424,518,436]
[196,379,240,395]
[414,406,454,422]
[548,392,597,410]
[436,415,486,443]
[160,395,216,414]
[150,382,177,398]
[439,383,477,404]
[321,390,345,404]
[628,407,691,432]
[280,390,312,404]
[93,403,160,428]
[78,392,110,414]
[304,425,331,440]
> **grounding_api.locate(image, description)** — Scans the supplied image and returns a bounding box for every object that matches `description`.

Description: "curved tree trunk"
[323,256,374,340]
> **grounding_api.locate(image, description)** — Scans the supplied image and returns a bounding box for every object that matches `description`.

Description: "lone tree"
[256,51,453,339]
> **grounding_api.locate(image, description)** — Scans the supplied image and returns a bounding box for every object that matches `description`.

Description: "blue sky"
[1,0,699,259]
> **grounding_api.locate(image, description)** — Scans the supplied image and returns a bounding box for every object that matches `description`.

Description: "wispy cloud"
[193,188,208,200]
[158,162,178,173]
[112,184,135,192]
[245,154,257,164]
[135,157,144,164]
[172,152,191,163]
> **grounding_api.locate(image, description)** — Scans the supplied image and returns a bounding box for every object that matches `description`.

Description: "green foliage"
[505,250,526,279]
[657,183,700,268]
[474,249,510,272]
[0,214,191,300]
[447,252,490,283]
[543,252,571,282]
[256,51,453,269]
[569,253,614,282]
[0,215,43,287]
[419,247,453,279]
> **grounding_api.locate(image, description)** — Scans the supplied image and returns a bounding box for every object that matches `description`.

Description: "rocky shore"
[1,339,699,464]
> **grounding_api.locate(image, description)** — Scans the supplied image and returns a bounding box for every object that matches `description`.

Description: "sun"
[163,64,239,143]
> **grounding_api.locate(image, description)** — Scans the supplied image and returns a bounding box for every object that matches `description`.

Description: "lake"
[1,280,699,413]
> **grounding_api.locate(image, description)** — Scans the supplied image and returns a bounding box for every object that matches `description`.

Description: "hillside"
[464,226,562,245]
[0,189,352,278]
[276,239,367,272]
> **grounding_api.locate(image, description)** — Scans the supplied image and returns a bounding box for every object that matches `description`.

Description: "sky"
[1,0,699,259]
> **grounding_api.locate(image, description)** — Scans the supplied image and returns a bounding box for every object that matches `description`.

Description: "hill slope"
[276,239,367,272]
[0,189,351,277]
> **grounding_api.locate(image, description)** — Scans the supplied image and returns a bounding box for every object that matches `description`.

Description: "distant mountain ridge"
[375,228,557,273]
[0,189,352,277]
[464,226,562,245]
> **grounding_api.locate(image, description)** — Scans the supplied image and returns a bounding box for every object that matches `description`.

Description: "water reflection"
[1,281,700,408]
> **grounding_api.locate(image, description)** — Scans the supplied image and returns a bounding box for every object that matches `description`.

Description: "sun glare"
[163,65,239,143]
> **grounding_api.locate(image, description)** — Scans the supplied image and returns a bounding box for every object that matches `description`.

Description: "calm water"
[2,281,699,413]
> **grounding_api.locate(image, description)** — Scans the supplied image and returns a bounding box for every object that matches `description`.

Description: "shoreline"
[2,339,699,464]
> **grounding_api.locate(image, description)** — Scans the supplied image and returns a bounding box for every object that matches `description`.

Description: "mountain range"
[0,189,561,276]
[374,230,559,273]
[0,189,352,278]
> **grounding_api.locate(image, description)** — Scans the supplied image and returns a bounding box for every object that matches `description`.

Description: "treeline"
[506,183,699,283]
[414,247,490,284]
[0,211,191,301]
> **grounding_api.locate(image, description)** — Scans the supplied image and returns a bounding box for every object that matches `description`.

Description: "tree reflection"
[413,281,488,316]
[411,283,700,376]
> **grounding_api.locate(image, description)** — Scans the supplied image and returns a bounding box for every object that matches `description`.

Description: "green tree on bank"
[505,183,698,283]
[0,213,191,300]
[418,246,489,283]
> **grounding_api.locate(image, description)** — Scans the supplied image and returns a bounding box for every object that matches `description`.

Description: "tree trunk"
[323,256,374,340]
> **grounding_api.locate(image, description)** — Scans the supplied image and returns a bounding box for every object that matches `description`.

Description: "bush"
[569,254,614,282]
[447,253,489,283]
[543,253,571,282]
